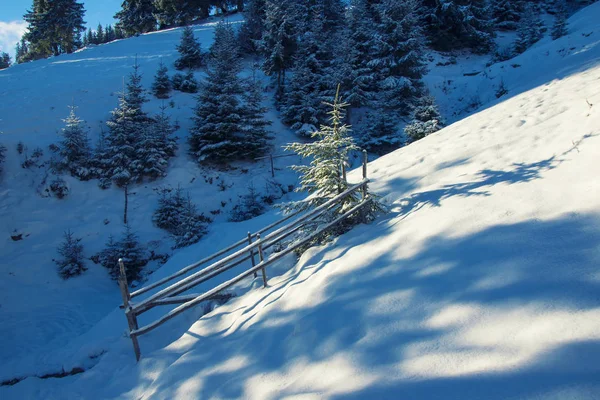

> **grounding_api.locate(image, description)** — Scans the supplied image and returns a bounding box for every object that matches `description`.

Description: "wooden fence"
[118,151,372,361]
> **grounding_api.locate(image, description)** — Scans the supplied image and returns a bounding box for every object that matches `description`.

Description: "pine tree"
[189,21,246,164]
[125,58,148,114]
[423,0,495,54]
[241,71,272,157]
[491,0,524,31]
[137,105,178,179]
[23,0,86,60]
[229,184,265,222]
[58,105,93,180]
[151,60,172,98]
[96,23,105,43]
[284,86,359,211]
[86,27,94,45]
[105,24,116,42]
[114,0,157,37]
[55,230,87,279]
[514,4,546,54]
[179,71,199,93]
[404,95,444,143]
[98,225,148,281]
[260,1,299,92]
[153,186,209,248]
[174,26,204,70]
[281,3,336,137]
[0,52,11,69]
[238,0,266,54]
[552,1,569,40]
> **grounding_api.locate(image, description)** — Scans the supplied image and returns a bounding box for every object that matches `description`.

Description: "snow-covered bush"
[404,96,444,144]
[514,5,546,54]
[171,72,185,90]
[54,230,87,279]
[179,71,198,93]
[49,177,69,199]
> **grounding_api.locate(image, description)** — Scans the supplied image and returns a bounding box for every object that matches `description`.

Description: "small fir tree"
[58,105,93,180]
[551,1,569,40]
[229,184,265,222]
[284,86,359,212]
[54,230,87,279]
[174,26,204,70]
[179,70,199,93]
[241,71,272,158]
[97,225,148,281]
[151,60,172,98]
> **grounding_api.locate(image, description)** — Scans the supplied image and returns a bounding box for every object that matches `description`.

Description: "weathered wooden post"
[248,232,257,278]
[342,160,347,184]
[270,154,275,178]
[118,258,141,361]
[362,150,368,200]
[256,234,268,288]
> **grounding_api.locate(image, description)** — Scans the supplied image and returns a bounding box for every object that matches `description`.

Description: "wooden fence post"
[270,154,275,178]
[362,150,368,200]
[248,232,257,278]
[257,234,268,288]
[119,258,141,361]
[342,160,347,184]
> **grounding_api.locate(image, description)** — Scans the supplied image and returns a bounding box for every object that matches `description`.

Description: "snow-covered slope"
[0,13,303,384]
[2,2,599,399]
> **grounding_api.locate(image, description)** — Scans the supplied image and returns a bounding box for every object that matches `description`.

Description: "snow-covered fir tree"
[238,0,266,54]
[179,71,199,93]
[54,230,87,279]
[152,60,172,98]
[57,105,93,180]
[229,184,265,222]
[514,4,546,53]
[153,186,210,248]
[260,0,300,92]
[98,225,148,281]
[359,0,426,153]
[189,21,247,163]
[284,86,359,212]
[137,105,178,179]
[552,0,569,40]
[174,26,204,70]
[114,0,156,37]
[491,0,524,30]
[404,96,444,143]
[241,69,272,155]
[423,0,495,54]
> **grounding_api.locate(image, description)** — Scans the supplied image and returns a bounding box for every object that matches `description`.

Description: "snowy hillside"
[1,1,599,398]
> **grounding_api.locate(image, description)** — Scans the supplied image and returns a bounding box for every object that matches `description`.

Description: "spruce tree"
[189,21,245,164]
[241,72,272,158]
[174,26,204,70]
[0,52,11,69]
[23,0,86,60]
[514,5,546,54]
[98,225,148,281]
[105,24,116,42]
[138,105,178,179]
[229,184,265,222]
[404,96,444,143]
[284,86,359,211]
[281,4,335,137]
[86,27,94,45]
[55,230,87,279]
[96,23,105,44]
[114,0,157,37]
[491,0,524,31]
[423,0,495,54]
[239,0,266,54]
[151,60,172,98]
[58,105,93,180]
[552,1,569,40]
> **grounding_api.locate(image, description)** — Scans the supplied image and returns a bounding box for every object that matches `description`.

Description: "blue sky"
[0,0,122,57]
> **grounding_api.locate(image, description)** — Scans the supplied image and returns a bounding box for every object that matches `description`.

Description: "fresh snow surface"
[1,3,600,399]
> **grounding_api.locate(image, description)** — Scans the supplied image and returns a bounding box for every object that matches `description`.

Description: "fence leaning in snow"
[118,150,372,361]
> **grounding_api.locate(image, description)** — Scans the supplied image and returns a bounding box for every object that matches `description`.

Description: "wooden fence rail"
[118,151,371,361]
